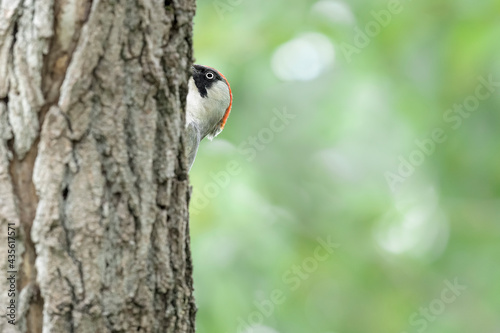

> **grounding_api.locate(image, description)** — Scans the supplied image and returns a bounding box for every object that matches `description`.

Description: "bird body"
[185,65,232,170]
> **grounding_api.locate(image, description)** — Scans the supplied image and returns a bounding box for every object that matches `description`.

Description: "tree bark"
[0,0,196,332]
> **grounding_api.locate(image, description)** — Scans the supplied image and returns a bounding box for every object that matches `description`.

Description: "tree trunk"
[0,0,196,332]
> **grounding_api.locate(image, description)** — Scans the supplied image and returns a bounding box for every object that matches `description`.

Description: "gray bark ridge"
[0,0,197,332]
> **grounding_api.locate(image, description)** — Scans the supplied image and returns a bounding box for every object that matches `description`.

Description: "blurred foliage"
[189,0,500,332]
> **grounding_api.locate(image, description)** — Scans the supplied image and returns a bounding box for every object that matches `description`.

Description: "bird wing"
[186,122,201,171]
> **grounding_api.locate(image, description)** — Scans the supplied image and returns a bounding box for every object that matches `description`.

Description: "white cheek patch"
[207,80,230,102]
[206,81,230,118]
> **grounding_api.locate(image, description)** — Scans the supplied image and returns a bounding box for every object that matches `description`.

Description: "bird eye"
[206,72,214,80]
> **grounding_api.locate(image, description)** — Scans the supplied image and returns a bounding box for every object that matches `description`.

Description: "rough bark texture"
[0,0,197,332]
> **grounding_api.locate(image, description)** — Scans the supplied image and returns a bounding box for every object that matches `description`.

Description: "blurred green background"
[188,0,500,332]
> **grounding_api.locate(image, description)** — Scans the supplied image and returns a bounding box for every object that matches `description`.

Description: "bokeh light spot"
[310,0,355,25]
[271,33,335,81]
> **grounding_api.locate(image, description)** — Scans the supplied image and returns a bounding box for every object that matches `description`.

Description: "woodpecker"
[185,64,233,170]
